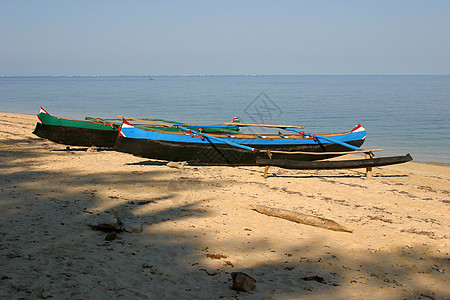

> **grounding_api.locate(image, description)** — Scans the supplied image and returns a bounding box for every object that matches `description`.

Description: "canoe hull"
[33,122,119,147]
[113,135,366,164]
[32,107,240,147]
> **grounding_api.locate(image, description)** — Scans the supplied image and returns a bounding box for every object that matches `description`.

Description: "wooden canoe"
[32,107,240,147]
[113,119,367,164]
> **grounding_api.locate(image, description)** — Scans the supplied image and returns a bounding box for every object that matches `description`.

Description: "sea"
[0,75,449,163]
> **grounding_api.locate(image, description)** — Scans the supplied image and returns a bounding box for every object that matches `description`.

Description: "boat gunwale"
[122,123,361,141]
[39,112,121,126]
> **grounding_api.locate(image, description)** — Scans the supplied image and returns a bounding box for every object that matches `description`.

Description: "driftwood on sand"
[253,205,352,233]
[111,208,142,233]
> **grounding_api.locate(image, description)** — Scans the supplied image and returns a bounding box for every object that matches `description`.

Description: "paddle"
[115,115,171,127]
[223,122,305,129]
[284,128,360,151]
[176,125,255,152]
[173,124,239,129]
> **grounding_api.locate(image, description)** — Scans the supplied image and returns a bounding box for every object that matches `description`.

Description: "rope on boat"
[284,128,360,151]
[84,117,119,128]
[177,125,255,152]
[116,115,243,134]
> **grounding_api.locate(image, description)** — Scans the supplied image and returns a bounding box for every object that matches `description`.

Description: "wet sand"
[1,112,449,299]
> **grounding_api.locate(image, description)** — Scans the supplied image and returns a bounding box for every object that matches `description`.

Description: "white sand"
[0,112,449,299]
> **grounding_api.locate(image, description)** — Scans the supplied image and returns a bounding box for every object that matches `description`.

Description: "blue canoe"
[113,120,367,165]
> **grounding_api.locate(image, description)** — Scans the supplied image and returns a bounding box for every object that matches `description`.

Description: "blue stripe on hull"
[120,126,366,148]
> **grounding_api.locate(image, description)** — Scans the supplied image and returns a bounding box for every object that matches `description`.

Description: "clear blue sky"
[1,0,449,75]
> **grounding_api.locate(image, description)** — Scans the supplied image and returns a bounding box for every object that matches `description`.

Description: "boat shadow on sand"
[125,160,169,166]
[52,147,115,152]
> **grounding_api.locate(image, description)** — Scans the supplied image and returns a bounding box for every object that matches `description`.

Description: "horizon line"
[1,74,449,77]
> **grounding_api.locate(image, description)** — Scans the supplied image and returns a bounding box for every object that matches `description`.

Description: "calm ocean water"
[1,75,449,163]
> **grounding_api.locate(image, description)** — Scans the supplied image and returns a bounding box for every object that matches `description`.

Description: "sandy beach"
[0,111,448,299]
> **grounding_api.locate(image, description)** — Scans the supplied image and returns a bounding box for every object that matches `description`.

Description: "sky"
[1,0,449,76]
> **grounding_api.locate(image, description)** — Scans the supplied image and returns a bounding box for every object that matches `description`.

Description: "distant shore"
[1,111,449,299]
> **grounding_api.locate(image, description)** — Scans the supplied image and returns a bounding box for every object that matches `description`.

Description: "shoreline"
[1,111,449,299]
[5,111,449,166]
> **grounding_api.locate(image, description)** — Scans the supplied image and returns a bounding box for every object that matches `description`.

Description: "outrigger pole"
[227,121,361,151]
[176,125,255,152]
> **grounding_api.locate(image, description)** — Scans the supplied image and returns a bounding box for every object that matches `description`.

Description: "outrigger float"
[114,117,412,178]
